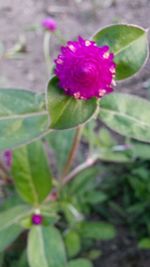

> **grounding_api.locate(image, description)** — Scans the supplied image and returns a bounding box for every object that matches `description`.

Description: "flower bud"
[3,150,12,168]
[32,214,43,225]
[42,17,57,32]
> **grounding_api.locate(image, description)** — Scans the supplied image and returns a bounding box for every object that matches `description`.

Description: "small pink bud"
[32,214,43,225]
[42,17,57,32]
[3,150,12,168]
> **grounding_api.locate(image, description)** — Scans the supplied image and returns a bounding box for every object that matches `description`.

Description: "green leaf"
[27,226,67,267]
[0,205,31,252]
[67,259,93,267]
[87,249,102,260]
[12,140,52,205]
[62,203,83,225]
[84,191,108,204]
[68,166,100,195]
[0,89,49,151]
[130,141,150,159]
[0,193,24,212]
[64,230,81,257]
[47,77,98,130]
[0,253,4,267]
[0,225,22,252]
[80,222,116,240]
[98,128,117,147]
[100,93,150,142]
[0,205,32,231]
[138,238,150,249]
[40,203,58,219]
[45,129,75,174]
[17,251,29,267]
[98,147,132,163]
[93,24,149,80]
[84,123,132,162]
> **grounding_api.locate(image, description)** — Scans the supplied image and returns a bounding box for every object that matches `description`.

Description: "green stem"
[61,126,83,180]
[43,31,52,75]
[0,161,10,181]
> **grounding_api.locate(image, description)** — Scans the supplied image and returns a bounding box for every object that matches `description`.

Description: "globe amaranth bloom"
[42,17,57,32]
[54,37,116,100]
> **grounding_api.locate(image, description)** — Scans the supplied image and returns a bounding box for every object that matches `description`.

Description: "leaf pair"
[28,226,66,267]
[28,226,93,267]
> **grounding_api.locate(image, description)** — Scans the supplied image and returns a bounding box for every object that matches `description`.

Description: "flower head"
[32,214,43,225]
[42,17,57,32]
[54,37,116,100]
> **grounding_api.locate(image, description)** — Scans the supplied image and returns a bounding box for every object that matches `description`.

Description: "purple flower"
[3,150,12,168]
[32,214,43,225]
[54,37,116,100]
[42,17,57,32]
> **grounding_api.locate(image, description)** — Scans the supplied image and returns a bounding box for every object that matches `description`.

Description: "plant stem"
[63,154,99,185]
[62,126,83,180]
[0,161,10,180]
[43,31,52,75]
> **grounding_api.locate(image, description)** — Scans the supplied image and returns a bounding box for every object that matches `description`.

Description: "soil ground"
[94,228,150,267]
[1,0,150,266]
